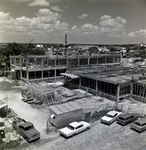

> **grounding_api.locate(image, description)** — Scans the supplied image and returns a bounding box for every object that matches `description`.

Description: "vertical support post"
[26,57,29,83]
[20,56,22,81]
[88,57,90,66]
[41,58,43,82]
[14,57,16,65]
[10,55,12,78]
[55,58,56,81]
[130,82,133,101]
[96,80,98,95]
[67,58,68,67]
[79,77,81,89]
[116,84,120,110]
[78,58,80,66]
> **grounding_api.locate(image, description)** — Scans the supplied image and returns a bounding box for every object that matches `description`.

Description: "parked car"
[131,118,146,132]
[13,118,40,142]
[59,121,91,138]
[101,110,122,125]
[117,113,139,126]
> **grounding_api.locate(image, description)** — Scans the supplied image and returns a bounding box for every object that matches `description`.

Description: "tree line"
[0,42,45,68]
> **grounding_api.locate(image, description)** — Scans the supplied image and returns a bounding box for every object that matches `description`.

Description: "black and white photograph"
[0,0,146,149]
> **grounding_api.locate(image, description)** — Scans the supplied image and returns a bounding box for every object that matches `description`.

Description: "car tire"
[86,127,90,131]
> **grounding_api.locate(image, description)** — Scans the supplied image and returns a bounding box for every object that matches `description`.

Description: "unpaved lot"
[1,78,146,150]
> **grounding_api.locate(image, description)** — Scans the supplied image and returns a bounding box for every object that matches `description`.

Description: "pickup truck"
[12,118,40,142]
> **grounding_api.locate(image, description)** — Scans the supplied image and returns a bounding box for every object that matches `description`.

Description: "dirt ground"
[1,77,146,150]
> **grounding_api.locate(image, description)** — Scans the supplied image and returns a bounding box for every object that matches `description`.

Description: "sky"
[0,0,146,44]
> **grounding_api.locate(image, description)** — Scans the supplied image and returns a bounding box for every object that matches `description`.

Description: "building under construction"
[132,79,146,103]
[10,54,121,83]
[62,65,143,102]
[10,51,146,103]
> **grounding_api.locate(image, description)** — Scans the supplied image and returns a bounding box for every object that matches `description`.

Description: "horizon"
[0,0,146,44]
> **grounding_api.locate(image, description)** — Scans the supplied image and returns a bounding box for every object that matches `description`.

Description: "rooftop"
[69,121,81,128]
[134,118,146,124]
[119,113,135,119]
[49,101,82,115]
[107,110,119,117]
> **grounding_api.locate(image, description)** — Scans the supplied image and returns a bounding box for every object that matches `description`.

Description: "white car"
[101,110,122,125]
[59,121,91,138]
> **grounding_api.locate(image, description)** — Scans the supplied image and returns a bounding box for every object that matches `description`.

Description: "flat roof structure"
[136,79,146,84]
[49,101,82,115]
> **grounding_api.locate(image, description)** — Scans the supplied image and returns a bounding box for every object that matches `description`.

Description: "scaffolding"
[28,83,63,105]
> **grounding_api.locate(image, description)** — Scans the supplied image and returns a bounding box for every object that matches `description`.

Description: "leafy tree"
[109,46,118,53]
[140,46,146,50]
[88,47,99,55]
[0,42,45,67]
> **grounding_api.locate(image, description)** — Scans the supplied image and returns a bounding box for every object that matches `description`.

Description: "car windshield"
[134,122,141,126]
[67,125,75,130]
[119,117,125,120]
[106,114,114,118]
[23,125,34,130]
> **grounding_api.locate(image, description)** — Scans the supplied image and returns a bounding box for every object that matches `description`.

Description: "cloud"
[100,16,126,27]
[50,5,63,12]
[99,15,127,37]
[100,15,111,20]
[50,20,69,34]
[128,32,135,37]
[78,14,88,19]
[0,12,11,19]
[0,10,69,36]
[74,23,99,35]
[5,0,30,2]
[36,8,61,23]
[128,29,146,37]
[71,25,77,31]
[65,6,69,9]
[28,0,50,7]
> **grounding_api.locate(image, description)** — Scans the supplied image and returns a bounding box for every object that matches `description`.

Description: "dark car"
[117,113,139,126]
[131,118,146,132]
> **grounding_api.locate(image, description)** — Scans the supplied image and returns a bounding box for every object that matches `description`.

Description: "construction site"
[1,43,146,149]
[9,52,146,104]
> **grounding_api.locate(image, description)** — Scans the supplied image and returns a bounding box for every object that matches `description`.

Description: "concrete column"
[96,80,98,95]
[20,56,22,80]
[55,58,56,81]
[26,58,29,83]
[116,84,120,109]
[130,82,133,100]
[88,57,90,65]
[41,58,43,82]
[67,58,69,67]
[54,69,56,81]
[15,57,16,65]
[79,77,81,89]
[10,55,12,77]
[42,70,43,82]
[78,58,80,66]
